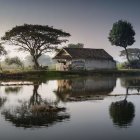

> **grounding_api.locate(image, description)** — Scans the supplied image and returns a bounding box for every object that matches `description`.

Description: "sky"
[0,0,139,61]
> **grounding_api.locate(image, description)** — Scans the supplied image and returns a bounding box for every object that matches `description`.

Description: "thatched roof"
[53,48,114,60]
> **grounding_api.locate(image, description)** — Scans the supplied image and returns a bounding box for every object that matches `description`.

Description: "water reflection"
[29,84,42,106]
[0,97,7,108]
[5,86,22,94]
[121,77,140,94]
[109,88,135,128]
[1,102,70,128]
[1,76,140,132]
[54,77,116,102]
[109,77,140,128]
[1,82,70,128]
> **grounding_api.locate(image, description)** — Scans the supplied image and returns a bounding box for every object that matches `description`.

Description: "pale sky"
[0,0,139,61]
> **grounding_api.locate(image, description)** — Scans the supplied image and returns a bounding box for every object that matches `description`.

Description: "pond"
[0,76,140,140]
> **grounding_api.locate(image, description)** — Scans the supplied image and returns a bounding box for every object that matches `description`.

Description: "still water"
[0,76,140,140]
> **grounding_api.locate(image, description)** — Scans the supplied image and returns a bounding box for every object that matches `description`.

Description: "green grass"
[1,69,140,80]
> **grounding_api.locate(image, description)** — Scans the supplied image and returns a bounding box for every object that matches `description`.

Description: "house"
[53,48,116,71]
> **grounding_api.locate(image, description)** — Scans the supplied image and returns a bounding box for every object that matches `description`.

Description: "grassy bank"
[1,69,140,80]
[0,70,78,80]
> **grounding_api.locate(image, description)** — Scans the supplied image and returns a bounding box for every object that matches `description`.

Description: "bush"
[118,60,140,69]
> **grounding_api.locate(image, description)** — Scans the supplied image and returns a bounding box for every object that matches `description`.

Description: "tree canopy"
[1,24,70,69]
[108,20,135,63]
[0,43,7,71]
[68,43,84,48]
[120,48,140,68]
[0,43,7,56]
[120,48,140,61]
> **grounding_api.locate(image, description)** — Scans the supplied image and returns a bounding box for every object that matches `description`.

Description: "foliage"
[0,43,7,56]
[5,57,24,68]
[55,43,84,53]
[1,24,70,69]
[118,60,140,69]
[68,43,84,48]
[120,48,140,61]
[0,44,7,71]
[108,20,135,63]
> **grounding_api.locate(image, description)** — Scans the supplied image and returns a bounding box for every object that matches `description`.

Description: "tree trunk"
[0,62,3,71]
[32,56,40,70]
[124,47,130,63]
[124,87,129,101]
[29,84,41,106]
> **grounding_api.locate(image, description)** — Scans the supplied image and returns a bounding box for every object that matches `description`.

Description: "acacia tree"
[1,24,70,69]
[108,20,135,63]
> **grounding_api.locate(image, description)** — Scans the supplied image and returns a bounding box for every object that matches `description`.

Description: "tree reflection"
[29,84,42,106]
[0,97,7,108]
[1,83,70,128]
[109,88,135,128]
[5,86,22,94]
[121,77,140,93]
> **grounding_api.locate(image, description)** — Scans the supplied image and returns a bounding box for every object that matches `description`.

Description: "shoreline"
[0,69,140,80]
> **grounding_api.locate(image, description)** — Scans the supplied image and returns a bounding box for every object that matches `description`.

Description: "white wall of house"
[55,61,71,71]
[71,59,85,70]
[56,63,64,71]
[84,59,116,70]
[56,59,116,71]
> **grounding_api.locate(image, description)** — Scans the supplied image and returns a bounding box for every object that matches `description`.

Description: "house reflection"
[54,77,116,102]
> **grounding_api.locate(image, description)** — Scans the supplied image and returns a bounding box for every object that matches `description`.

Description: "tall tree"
[108,20,135,63]
[1,24,70,69]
